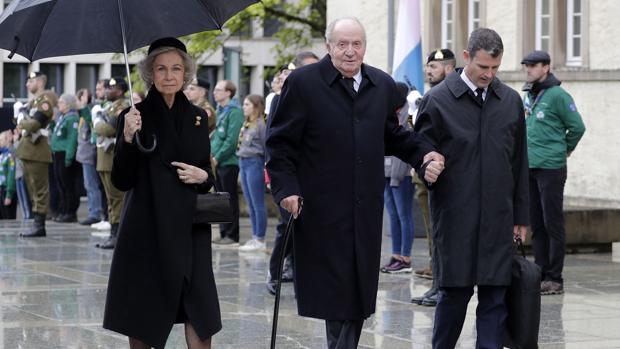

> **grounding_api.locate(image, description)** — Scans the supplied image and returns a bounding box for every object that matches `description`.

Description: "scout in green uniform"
[15,72,57,237]
[93,77,129,249]
[50,94,80,222]
[0,131,17,219]
[522,50,586,295]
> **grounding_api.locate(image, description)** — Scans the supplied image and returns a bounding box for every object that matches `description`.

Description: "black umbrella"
[0,0,258,151]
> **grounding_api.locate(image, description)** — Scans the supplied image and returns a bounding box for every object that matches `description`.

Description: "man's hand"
[423,151,445,183]
[280,195,302,218]
[514,225,527,241]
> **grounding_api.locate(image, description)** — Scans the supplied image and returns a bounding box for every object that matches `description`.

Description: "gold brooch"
[195,115,202,126]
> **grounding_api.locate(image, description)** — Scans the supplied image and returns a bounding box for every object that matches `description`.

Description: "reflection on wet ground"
[1,219,619,348]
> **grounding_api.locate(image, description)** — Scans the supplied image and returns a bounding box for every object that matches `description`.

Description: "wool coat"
[414,71,529,288]
[266,55,433,320]
[103,88,220,349]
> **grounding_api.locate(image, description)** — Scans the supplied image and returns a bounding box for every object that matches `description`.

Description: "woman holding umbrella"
[103,37,220,349]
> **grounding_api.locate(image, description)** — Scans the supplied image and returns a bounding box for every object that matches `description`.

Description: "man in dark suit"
[266,16,444,349]
[414,28,529,349]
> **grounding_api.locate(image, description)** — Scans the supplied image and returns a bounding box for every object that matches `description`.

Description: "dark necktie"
[474,87,485,105]
[343,77,356,93]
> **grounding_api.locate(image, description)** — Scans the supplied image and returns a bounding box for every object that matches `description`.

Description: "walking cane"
[270,197,303,349]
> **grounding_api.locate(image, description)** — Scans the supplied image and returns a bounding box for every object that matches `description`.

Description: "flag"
[392,0,424,94]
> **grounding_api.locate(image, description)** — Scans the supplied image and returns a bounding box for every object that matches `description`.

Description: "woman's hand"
[123,107,142,143]
[172,161,208,185]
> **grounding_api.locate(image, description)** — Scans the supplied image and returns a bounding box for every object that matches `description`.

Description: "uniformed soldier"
[15,72,57,237]
[185,78,216,133]
[93,77,129,249]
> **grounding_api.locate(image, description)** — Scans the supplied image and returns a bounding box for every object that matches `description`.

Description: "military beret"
[28,71,45,79]
[279,62,296,72]
[521,50,551,65]
[109,77,128,92]
[427,49,455,64]
[148,37,187,55]
[194,78,210,91]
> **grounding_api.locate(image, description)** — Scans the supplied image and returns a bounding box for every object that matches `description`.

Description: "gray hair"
[138,46,196,90]
[325,16,366,43]
[59,93,78,110]
[293,51,319,67]
[467,28,504,58]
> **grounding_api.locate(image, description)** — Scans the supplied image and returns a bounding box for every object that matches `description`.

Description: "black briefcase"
[503,238,541,349]
[193,192,233,224]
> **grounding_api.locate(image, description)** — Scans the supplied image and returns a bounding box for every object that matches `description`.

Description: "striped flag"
[392,0,424,94]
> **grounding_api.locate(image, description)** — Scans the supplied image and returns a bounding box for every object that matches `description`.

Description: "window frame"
[535,0,551,52]
[566,0,583,66]
[468,0,481,35]
[441,0,455,50]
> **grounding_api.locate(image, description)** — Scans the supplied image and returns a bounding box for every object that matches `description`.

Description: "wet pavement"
[1,218,620,348]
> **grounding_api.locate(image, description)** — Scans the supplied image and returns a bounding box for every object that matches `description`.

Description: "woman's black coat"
[266,55,433,320]
[414,71,529,288]
[102,88,220,348]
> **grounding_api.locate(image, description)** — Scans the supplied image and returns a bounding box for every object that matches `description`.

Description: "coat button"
[354,118,360,123]
[356,157,363,164]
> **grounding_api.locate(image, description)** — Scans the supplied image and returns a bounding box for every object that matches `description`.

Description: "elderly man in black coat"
[266,17,444,349]
[414,28,529,349]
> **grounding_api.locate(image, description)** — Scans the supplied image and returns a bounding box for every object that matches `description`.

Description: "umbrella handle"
[134,132,157,153]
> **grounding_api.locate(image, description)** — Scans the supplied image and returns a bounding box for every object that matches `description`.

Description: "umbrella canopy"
[0,0,258,61]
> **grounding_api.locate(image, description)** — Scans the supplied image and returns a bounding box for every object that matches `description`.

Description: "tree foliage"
[186,0,326,78]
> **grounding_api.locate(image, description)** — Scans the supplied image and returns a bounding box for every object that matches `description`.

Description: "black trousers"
[529,167,567,283]
[433,286,507,349]
[215,165,240,242]
[52,152,80,216]
[0,187,17,219]
[48,163,60,215]
[325,319,364,349]
[269,206,294,278]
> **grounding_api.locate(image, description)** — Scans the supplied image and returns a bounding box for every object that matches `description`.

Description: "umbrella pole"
[117,0,156,153]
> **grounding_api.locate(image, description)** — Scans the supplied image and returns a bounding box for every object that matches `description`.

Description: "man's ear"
[462,49,471,65]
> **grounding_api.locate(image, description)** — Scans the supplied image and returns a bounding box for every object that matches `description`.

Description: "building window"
[441,0,455,50]
[468,0,481,34]
[3,63,28,100]
[535,0,551,52]
[76,64,98,92]
[39,63,64,95]
[566,0,582,65]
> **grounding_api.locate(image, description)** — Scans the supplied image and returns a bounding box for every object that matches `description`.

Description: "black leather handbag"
[503,237,541,349]
[193,192,233,224]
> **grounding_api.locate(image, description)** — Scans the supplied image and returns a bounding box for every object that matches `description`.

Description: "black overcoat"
[266,55,433,320]
[414,71,529,287]
[103,88,221,349]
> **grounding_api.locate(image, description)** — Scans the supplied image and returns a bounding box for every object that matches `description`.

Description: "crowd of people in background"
[3,16,587,348]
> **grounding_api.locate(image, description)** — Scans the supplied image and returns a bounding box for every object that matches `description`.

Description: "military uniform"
[16,89,57,236]
[93,98,129,240]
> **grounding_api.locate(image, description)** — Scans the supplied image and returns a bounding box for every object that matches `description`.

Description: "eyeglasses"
[213,88,226,92]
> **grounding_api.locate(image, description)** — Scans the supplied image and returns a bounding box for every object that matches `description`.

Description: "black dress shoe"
[56,214,78,223]
[79,217,101,225]
[20,228,46,237]
[95,236,117,249]
[411,295,425,305]
[421,292,438,306]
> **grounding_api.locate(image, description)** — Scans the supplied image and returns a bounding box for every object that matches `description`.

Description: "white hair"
[324,16,367,43]
[59,93,78,110]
